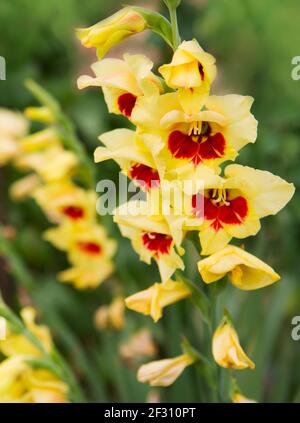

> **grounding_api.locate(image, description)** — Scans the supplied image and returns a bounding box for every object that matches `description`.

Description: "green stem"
[0,227,88,402]
[25,79,95,189]
[168,5,181,50]
[0,227,36,292]
[207,286,220,402]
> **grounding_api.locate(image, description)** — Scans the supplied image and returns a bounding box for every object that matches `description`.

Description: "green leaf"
[131,6,173,48]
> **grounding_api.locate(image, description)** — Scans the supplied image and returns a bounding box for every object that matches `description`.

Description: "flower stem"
[25,79,95,189]
[0,226,36,292]
[168,4,181,50]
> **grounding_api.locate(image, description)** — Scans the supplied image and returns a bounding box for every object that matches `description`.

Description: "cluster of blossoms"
[0,307,68,403]
[77,4,294,400]
[0,107,116,289]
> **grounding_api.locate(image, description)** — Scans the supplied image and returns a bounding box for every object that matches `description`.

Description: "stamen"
[211,189,230,206]
[188,121,202,136]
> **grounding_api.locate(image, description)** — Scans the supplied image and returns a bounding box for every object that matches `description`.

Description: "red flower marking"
[77,241,102,255]
[142,232,173,257]
[192,191,248,231]
[168,130,225,165]
[198,63,205,80]
[117,93,137,117]
[129,163,160,191]
[62,205,85,220]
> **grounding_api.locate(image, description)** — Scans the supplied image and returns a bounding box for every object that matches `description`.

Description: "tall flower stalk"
[76,0,295,402]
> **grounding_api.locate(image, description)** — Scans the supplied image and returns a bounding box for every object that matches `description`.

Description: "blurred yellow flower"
[137,353,194,387]
[94,296,125,330]
[119,329,157,360]
[0,108,28,165]
[0,356,68,403]
[76,7,147,59]
[78,54,162,118]
[18,128,60,154]
[0,307,52,358]
[198,245,280,290]
[44,222,116,289]
[10,174,42,201]
[212,316,255,370]
[125,279,191,322]
[0,307,69,403]
[16,145,78,182]
[33,181,97,224]
[0,108,29,139]
[159,40,216,113]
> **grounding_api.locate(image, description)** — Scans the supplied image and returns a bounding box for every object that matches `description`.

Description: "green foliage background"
[0,0,299,403]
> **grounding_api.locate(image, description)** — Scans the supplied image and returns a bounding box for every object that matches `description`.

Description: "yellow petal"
[198,245,280,290]
[212,320,255,370]
[225,164,295,217]
[137,354,194,387]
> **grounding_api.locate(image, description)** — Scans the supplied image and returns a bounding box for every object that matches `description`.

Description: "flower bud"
[137,353,194,387]
[77,7,147,59]
[212,315,255,370]
[125,279,191,322]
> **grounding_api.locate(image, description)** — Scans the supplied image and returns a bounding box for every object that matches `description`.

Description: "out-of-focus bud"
[94,296,125,330]
[119,329,157,361]
[10,174,41,201]
[24,107,56,124]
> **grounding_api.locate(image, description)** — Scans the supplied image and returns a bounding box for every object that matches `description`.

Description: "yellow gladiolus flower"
[232,392,257,403]
[114,201,184,282]
[119,329,157,360]
[0,356,68,403]
[94,296,125,330]
[16,145,78,182]
[190,164,295,254]
[78,54,162,118]
[212,316,255,370]
[0,307,52,358]
[10,174,42,201]
[159,94,257,171]
[95,128,160,191]
[18,128,60,153]
[0,307,69,403]
[137,353,195,387]
[198,245,280,290]
[0,108,29,139]
[44,221,116,289]
[125,279,191,322]
[159,39,217,113]
[76,7,147,59]
[0,109,28,165]
[33,181,97,224]
[132,92,257,178]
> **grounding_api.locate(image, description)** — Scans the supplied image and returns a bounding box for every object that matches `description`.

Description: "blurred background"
[0,0,299,403]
